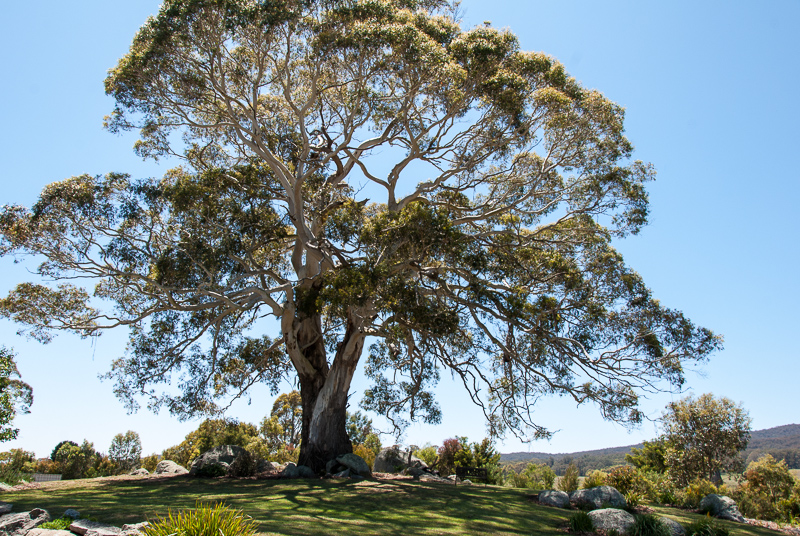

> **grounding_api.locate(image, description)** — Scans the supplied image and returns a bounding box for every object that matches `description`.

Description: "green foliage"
[51,440,78,462]
[413,444,438,467]
[568,511,594,533]
[663,394,751,485]
[607,465,650,496]
[628,514,671,536]
[520,462,557,490]
[678,479,719,509]
[53,440,99,480]
[685,515,730,536]
[0,347,32,442]
[40,517,75,530]
[627,439,668,473]
[735,454,798,522]
[141,454,160,473]
[582,470,608,489]
[163,418,259,468]
[347,411,376,446]
[262,391,302,449]
[108,430,142,473]
[195,463,227,478]
[141,502,258,536]
[559,462,580,493]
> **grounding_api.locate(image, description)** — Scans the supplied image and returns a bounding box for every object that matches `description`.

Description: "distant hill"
[501,424,800,474]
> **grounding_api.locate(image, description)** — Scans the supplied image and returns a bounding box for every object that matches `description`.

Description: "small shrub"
[568,511,594,533]
[629,514,671,536]
[40,517,74,530]
[582,470,608,489]
[559,462,580,493]
[625,491,643,509]
[142,502,258,536]
[195,463,227,478]
[141,454,160,473]
[607,465,651,496]
[679,479,718,509]
[685,515,729,536]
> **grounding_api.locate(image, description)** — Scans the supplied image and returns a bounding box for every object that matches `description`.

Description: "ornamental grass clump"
[568,511,594,533]
[628,514,671,536]
[142,502,258,536]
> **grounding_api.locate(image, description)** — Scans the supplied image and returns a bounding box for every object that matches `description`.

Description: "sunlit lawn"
[0,475,789,535]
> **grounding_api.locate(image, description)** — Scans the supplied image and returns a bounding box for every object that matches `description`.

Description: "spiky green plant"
[685,515,730,536]
[568,511,594,533]
[629,514,671,536]
[142,502,258,536]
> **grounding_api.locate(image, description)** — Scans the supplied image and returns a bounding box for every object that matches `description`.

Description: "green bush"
[734,454,797,522]
[582,470,608,489]
[685,515,729,536]
[559,462,580,493]
[142,502,258,536]
[628,514,671,536]
[568,511,594,533]
[607,465,651,496]
[195,463,227,478]
[40,517,75,530]
[141,454,160,473]
[678,479,718,509]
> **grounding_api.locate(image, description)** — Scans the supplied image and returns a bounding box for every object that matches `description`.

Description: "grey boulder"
[63,509,80,520]
[699,494,744,523]
[570,485,627,510]
[27,531,73,536]
[128,468,149,476]
[660,517,686,536]
[336,453,372,478]
[0,504,11,515]
[189,445,246,476]
[69,520,121,536]
[372,446,427,473]
[281,463,316,479]
[587,508,635,535]
[155,460,187,475]
[0,508,51,536]
[538,490,570,508]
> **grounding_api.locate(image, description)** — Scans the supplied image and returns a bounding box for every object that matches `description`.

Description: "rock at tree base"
[0,508,51,536]
[63,509,80,520]
[281,463,316,479]
[372,446,427,473]
[660,517,686,536]
[699,494,744,522]
[0,504,12,515]
[538,490,570,508]
[69,519,121,536]
[335,453,372,478]
[333,469,351,478]
[128,468,149,476]
[154,460,187,475]
[587,508,635,535]
[258,460,283,473]
[189,445,246,476]
[570,486,627,510]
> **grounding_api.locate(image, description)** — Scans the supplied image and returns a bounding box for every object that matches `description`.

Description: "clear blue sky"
[1,1,798,459]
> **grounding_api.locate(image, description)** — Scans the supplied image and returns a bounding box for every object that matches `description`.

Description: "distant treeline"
[501,424,800,474]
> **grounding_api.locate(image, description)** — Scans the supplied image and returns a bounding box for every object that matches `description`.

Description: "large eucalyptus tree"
[0,0,721,470]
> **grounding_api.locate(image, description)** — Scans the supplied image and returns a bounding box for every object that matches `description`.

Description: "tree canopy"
[0,0,720,470]
[662,393,751,485]
[0,347,32,442]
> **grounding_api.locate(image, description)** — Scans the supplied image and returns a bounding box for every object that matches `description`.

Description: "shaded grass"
[0,476,789,535]
[649,506,785,536]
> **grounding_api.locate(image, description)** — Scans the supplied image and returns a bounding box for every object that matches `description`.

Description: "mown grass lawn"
[0,475,789,535]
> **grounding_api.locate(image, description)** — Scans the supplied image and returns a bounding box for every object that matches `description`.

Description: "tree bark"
[287,307,366,473]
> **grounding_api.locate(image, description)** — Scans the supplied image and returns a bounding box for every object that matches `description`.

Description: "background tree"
[626,438,668,473]
[162,418,259,468]
[662,393,752,485]
[260,391,303,449]
[50,440,78,461]
[346,411,375,446]
[0,0,720,471]
[0,347,32,442]
[108,430,143,473]
[558,461,580,493]
[53,440,98,480]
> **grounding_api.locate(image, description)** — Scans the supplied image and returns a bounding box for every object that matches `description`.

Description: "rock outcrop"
[154,460,187,475]
[0,508,51,536]
[335,453,372,478]
[699,494,745,523]
[570,485,627,510]
[587,508,635,535]
[372,446,427,474]
[189,445,246,476]
[127,469,149,477]
[280,463,316,479]
[538,490,570,508]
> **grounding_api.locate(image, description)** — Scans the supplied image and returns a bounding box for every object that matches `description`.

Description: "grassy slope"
[0,475,787,536]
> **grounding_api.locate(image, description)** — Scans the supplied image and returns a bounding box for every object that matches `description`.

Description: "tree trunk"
[286,306,367,473]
